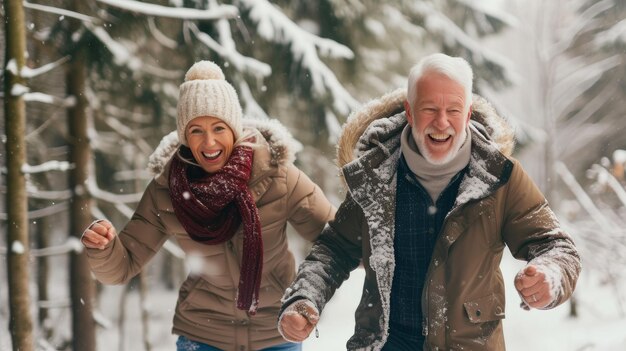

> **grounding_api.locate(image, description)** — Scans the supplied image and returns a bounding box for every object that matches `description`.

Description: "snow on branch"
[188,22,272,79]
[22,160,73,174]
[555,161,613,233]
[25,188,73,201]
[147,17,178,49]
[242,0,353,59]
[20,56,70,79]
[413,2,518,84]
[382,5,426,38]
[0,237,83,257]
[552,55,621,117]
[595,19,626,47]
[2,181,72,200]
[30,237,84,257]
[86,174,143,204]
[96,0,238,20]
[555,0,614,54]
[588,164,626,208]
[84,21,181,78]
[240,0,359,115]
[238,80,270,120]
[23,1,97,23]
[23,92,77,107]
[0,201,69,221]
[84,22,142,70]
[86,155,143,205]
[455,0,519,27]
[102,116,153,155]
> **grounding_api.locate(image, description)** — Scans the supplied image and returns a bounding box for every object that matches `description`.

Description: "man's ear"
[404,100,413,125]
[465,105,473,123]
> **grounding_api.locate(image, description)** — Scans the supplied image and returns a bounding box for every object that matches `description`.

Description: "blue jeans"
[176,335,302,351]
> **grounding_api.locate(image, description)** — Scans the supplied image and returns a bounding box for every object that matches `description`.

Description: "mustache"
[424,126,456,136]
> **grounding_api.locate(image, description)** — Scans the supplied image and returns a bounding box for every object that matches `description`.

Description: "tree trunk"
[66,2,97,347]
[36,207,52,338]
[4,0,35,350]
[139,272,152,351]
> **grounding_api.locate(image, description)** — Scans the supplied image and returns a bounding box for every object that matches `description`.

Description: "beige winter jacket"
[282,89,581,350]
[86,119,335,351]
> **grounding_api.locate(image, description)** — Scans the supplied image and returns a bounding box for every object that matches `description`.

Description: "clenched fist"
[278,299,319,342]
[514,265,553,309]
[81,219,117,250]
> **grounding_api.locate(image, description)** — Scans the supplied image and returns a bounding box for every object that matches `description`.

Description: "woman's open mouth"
[202,150,222,161]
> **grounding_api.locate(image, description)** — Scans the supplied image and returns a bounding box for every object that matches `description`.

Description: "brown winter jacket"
[85,119,335,351]
[281,89,581,350]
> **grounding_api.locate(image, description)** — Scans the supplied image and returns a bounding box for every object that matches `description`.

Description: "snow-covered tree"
[558,150,626,314]
[561,0,626,174]
[1,0,516,348]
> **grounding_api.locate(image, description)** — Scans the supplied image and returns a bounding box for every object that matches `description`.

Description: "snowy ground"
[2,251,626,350]
[302,252,626,351]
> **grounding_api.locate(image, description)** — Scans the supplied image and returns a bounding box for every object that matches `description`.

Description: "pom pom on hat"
[184,61,225,81]
[177,60,243,146]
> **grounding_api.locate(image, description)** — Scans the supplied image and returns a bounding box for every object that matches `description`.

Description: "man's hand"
[278,299,319,342]
[81,220,116,250]
[514,265,553,309]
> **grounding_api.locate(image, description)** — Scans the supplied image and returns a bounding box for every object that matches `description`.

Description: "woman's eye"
[189,128,203,134]
[214,126,225,132]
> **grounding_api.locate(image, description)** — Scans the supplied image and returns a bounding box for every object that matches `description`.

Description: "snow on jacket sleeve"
[282,192,365,315]
[285,164,336,241]
[502,159,581,308]
[85,180,170,285]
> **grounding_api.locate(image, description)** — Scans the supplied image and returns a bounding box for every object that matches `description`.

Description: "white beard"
[413,126,468,165]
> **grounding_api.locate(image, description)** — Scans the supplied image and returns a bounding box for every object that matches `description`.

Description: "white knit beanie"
[177,61,243,146]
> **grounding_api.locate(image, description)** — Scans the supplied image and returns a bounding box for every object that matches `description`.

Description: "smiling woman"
[79,60,336,351]
[185,116,236,174]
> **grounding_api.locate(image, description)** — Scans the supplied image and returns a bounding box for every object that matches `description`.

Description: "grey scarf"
[400,124,471,203]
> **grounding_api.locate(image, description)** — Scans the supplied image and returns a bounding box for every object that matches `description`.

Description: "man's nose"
[432,111,450,130]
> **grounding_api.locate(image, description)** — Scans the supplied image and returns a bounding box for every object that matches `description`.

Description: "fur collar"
[147,118,302,179]
[336,88,515,169]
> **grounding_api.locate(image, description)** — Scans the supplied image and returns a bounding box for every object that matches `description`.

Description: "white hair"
[406,53,474,112]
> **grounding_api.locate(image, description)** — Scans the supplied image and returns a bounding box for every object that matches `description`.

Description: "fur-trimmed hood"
[147,118,302,180]
[336,88,515,169]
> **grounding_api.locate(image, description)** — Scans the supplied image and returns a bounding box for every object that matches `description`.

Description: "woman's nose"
[203,133,216,146]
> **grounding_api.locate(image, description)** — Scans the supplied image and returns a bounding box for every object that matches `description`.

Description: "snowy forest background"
[1,0,626,350]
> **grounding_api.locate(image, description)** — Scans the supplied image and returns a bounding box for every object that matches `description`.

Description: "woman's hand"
[81,220,117,250]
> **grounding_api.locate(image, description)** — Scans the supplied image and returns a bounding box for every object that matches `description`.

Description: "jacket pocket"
[463,293,505,323]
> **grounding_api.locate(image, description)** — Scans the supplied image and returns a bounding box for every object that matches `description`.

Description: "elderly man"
[277,53,581,350]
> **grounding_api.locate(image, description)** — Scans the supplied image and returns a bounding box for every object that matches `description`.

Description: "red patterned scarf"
[169,145,263,314]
